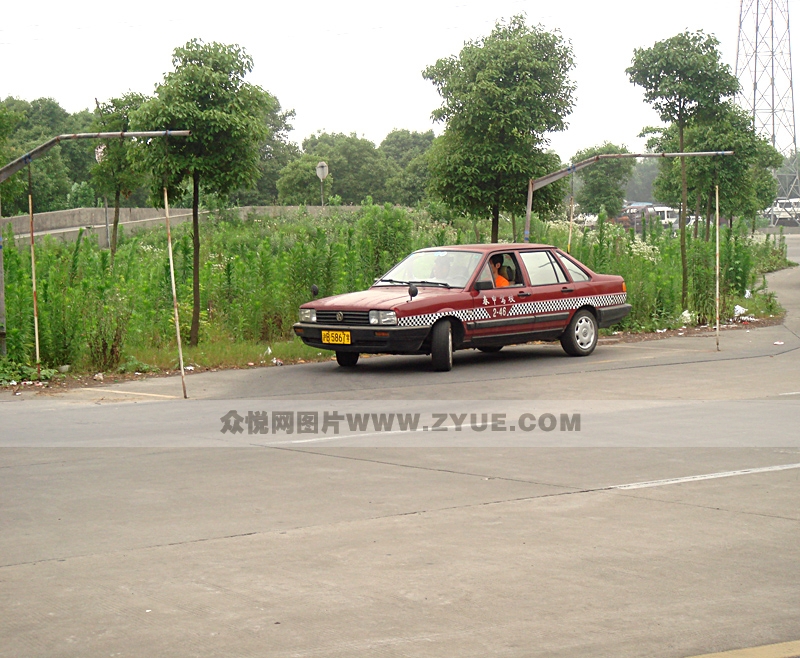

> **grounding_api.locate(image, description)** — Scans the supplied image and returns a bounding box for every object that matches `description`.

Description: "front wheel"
[336,351,359,367]
[430,321,453,371]
[560,309,598,356]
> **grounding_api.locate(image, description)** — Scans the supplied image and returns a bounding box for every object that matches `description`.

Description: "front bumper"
[596,303,632,328]
[293,323,431,354]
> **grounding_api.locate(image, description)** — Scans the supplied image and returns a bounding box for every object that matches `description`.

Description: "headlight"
[299,308,316,323]
[369,310,398,326]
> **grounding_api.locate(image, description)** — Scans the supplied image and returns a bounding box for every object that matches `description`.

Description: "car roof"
[416,243,555,253]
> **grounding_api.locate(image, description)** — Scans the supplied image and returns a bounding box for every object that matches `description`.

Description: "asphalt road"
[1,237,799,658]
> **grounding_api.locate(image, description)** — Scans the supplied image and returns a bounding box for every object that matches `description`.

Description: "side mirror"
[408,284,418,301]
[474,280,493,291]
[311,284,319,297]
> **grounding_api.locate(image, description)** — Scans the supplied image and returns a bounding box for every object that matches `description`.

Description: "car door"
[517,249,572,333]
[553,250,595,310]
[469,252,536,343]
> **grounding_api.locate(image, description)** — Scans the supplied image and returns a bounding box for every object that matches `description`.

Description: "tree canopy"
[423,15,575,241]
[300,132,394,205]
[647,103,782,227]
[0,97,95,214]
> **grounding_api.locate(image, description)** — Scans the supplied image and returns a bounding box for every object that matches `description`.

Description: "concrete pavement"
[1,237,799,657]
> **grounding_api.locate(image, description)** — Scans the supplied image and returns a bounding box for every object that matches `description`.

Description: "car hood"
[307,286,453,310]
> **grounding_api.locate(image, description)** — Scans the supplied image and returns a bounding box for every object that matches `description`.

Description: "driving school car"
[293,243,631,371]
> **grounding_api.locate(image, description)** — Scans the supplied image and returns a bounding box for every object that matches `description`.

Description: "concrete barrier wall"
[0,205,363,247]
[2,205,361,235]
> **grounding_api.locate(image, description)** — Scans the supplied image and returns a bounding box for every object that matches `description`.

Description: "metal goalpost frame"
[522,150,734,351]
[523,151,735,242]
[0,131,191,184]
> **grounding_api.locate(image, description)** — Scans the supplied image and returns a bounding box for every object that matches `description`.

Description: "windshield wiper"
[410,280,452,288]
[376,278,408,285]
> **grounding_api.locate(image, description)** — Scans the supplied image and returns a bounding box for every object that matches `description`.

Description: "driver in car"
[431,256,452,281]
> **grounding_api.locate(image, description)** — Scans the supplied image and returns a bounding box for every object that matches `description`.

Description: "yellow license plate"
[321,330,351,345]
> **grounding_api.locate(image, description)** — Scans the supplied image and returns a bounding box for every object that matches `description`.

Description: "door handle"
[517,291,532,297]
[561,287,574,293]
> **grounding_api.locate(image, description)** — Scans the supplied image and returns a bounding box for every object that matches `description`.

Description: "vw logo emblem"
[336,312,344,322]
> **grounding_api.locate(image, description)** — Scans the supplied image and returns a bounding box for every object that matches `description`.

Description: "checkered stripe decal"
[508,293,627,317]
[398,307,491,327]
[397,293,626,327]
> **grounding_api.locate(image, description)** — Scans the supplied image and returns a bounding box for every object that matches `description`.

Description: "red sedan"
[293,244,631,371]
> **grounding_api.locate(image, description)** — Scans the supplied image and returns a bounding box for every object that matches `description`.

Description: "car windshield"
[376,250,482,289]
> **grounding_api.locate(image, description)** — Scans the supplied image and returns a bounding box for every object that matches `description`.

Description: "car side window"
[499,253,523,286]
[520,251,567,286]
[557,253,590,282]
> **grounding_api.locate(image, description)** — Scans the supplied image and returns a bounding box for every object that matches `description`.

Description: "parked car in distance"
[293,244,631,371]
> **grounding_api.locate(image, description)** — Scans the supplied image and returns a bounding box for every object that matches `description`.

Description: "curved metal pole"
[0,130,191,184]
[523,151,735,242]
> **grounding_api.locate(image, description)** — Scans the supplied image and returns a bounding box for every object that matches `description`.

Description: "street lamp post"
[316,161,328,207]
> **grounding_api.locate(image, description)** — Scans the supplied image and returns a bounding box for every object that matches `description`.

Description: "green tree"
[66,181,97,208]
[380,129,435,206]
[301,132,393,204]
[92,92,148,262]
[423,15,575,241]
[276,153,333,205]
[627,30,739,307]
[379,129,434,169]
[0,103,24,215]
[0,97,74,214]
[572,143,635,218]
[646,103,782,235]
[230,103,298,206]
[131,39,275,345]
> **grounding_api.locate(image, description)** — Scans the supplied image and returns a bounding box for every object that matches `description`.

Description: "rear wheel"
[336,351,359,367]
[560,309,598,356]
[478,346,503,353]
[431,321,453,372]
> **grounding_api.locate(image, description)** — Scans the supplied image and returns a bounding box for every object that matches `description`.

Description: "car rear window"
[520,251,568,286]
[556,253,590,282]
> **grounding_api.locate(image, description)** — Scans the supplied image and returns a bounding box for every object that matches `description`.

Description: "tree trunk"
[693,190,701,239]
[190,169,201,347]
[679,123,688,309]
[110,188,121,267]
[705,190,712,241]
[491,203,500,243]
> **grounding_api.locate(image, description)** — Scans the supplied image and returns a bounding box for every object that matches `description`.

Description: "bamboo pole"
[28,165,40,376]
[523,179,533,243]
[567,173,575,254]
[567,196,575,254]
[164,187,188,399]
[715,185,720,352]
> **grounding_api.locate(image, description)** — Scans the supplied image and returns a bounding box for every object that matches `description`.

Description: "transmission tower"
[736,0,800,204]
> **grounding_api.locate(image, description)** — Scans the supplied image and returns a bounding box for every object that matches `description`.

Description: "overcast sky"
[2,0,799,161]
